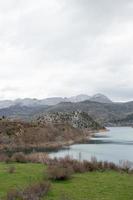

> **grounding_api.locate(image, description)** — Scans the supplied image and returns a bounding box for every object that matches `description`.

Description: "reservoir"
[50,127,133,164]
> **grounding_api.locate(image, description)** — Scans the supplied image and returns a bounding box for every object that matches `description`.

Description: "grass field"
[0,163,44,198]
[0,163,133,200]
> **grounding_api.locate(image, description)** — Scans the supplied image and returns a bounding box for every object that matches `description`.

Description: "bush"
[47,165,73,181]
[0,153,9,162]
[6,181,51,200]
[49,156,131,174]
[6,189,20,200]
[27,152,50,164]
[11,152,27,163]
[5,156,12,164]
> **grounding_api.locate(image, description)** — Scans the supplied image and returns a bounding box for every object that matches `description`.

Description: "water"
[49,127,133,164]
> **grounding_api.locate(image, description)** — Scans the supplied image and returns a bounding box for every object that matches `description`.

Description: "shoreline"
[0,128,107,155]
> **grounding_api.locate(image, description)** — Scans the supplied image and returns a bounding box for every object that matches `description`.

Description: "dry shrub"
[5,157,12,164]
[119,160,133,173]
[105,161,119,171]
[11,152,27,163]
[47,164,73,181]
[3,152,50,164]
[27,152,50,164]
[6,181,51,200]
[0,153,9,162]
[7,165,16,174]
[6,189,19,200]
[49,156,131,174]
[50,156,94,173]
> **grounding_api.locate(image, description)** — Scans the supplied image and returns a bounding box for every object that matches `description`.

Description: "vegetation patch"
[47,165,73,181]
[0,163,44,198]
[6,181,51,200]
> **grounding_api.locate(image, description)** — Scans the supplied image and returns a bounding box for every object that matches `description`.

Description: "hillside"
[0,104,49,120]
[109,113,133,126]
[43,101,133,125]
[36,111,104,130]
[0,114,104,152]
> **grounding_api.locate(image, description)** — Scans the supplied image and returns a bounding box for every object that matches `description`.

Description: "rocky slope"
[36,111,104,130]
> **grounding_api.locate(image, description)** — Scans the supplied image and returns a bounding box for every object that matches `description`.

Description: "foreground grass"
[46,171,133,200]
[0,163,44,198]
[0,163,133,200]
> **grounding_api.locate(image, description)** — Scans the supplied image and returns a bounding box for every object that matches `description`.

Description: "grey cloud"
[0,0,133,101]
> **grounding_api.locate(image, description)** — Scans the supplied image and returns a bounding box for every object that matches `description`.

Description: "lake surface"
[49,127,133,164]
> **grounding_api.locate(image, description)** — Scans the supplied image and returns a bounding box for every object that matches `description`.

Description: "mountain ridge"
[1,100,133,126]
[0,93,112,109]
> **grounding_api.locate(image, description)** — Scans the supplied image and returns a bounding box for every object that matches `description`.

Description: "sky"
[0,0,133,101]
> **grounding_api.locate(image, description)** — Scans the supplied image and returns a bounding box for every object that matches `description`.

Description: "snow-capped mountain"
[68,94,90,102]
[0,94,112,109]
[89,93,112,103]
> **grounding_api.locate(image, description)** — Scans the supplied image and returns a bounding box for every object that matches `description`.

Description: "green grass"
[0,163,44,198]
[46,172,133,200]
[0,163,133,200]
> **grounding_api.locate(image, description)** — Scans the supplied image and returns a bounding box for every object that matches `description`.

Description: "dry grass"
[6,181,51,200]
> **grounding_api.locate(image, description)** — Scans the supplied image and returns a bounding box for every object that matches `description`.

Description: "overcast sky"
[0,0,133,101]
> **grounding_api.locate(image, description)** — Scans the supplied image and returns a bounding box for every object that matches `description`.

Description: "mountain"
[0,100,14,109]
[40,101,133,125]
[0,94,112,109]
[15,97,65,107]
[89,93,112,103]
[39,97,66,105]
[0,97,66,109]
[1,100,133,126]
[109,113,133,126]
[68,94,90,102]
[0,104,49,120]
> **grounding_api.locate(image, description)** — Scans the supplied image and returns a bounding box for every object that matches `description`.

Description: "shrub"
[21,181,51,200]
[49,156,131,174]
[0,153,9,162]
[119,160,132,173]
[6,181,51,200]
[6,189,20,200]
[5,156,12,164]
[11,152,27,163]
[47,165,73,181]
[27,152,50,164]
